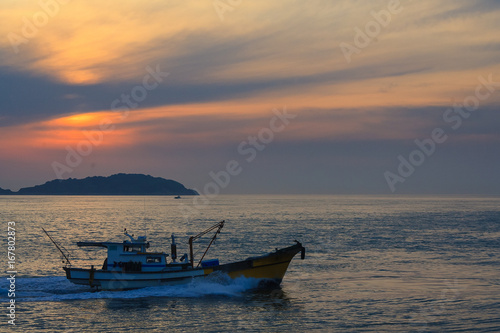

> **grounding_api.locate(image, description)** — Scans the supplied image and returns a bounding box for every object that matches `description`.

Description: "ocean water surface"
[1,195,499,332]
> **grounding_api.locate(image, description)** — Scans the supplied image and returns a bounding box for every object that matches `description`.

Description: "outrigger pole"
[41,227,72,267]
[188,220,224,268]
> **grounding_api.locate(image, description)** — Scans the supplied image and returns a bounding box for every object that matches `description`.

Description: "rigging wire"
[41,227,73,266]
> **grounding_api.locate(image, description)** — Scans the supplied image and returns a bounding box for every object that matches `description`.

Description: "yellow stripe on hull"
[227,261,291,280]
[203,250,298,281]
[252,252,296,268]
[204,261,291,280]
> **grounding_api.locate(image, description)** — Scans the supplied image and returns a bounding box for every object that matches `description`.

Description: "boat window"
[124,245,142,252]
[146,256,161,263]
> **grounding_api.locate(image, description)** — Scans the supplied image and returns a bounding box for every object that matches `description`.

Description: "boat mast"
[188,220,224,268]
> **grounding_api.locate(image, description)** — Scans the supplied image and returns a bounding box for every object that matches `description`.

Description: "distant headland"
[0,173,198,195]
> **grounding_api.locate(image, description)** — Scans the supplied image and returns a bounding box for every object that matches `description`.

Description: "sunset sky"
[1,0,499,194]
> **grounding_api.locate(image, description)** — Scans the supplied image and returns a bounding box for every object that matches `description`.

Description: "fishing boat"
[42,221,305,290]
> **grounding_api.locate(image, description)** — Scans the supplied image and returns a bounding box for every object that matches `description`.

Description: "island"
[0,173,198,195]
[0,187,13,195]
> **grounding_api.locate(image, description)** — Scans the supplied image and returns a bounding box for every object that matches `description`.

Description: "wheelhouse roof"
[76,241,150,248]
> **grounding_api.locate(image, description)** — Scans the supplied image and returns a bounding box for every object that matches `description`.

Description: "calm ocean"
[1,195,499,332]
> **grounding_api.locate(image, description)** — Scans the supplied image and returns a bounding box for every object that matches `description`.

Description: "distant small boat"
[174,195,181,199]
[42,221,305,290]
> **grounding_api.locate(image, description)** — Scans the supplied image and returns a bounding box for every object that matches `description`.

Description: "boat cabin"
[77,232,190,273]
